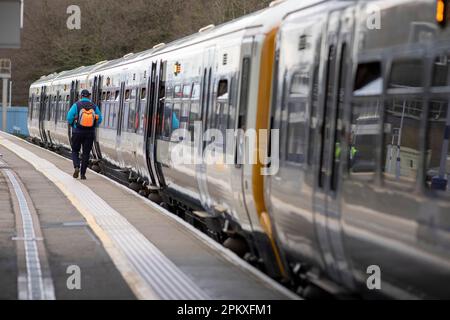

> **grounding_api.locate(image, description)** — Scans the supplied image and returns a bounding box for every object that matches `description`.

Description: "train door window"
[29,96,33,120]
[103,104,110,128]
[53,96,58,121]
[216,79,229,136]
[127,89,137,132]
[180,103,190,130]
[425,55,450,195]
[65,95,70,114]
[189,83,201,141]
[35,96,40,119]
[331,44,349,191]
[162,103,173,138]
[382,59,424,187]
[115,90,120,101]
[318,46,337,188]
[47,96,52,121]
[166,85,174,98]
[307,36,322,166]
[122,89,131,131]
[172,103,181,137]
[350,62,383,177]
[102,91,106,101]
[286,72,309,164]
[138,87,147,134]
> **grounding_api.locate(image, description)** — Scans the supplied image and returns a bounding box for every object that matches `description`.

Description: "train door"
[68,80,80,145]
[313,8,355,289]
[92,75,103,159]
[229,38,255,232]
[197,47,216,210]
[116,81,126,166]
[145,61,161,188]
[39,86,48,144]
[54,91,60,126]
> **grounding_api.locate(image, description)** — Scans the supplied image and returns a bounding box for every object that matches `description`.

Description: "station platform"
[0,131,298,300]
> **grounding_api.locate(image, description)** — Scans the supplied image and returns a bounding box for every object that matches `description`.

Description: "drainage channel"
[0,157,55,300]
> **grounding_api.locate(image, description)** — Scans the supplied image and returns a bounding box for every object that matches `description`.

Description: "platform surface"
[0,131,298,300]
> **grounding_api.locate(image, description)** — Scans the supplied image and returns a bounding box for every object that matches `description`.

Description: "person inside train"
[67,89,103,180]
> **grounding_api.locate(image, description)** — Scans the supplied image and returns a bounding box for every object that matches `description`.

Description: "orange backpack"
[75,102,98,128]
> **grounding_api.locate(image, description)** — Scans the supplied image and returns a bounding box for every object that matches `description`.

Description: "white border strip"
[0,160,55,300]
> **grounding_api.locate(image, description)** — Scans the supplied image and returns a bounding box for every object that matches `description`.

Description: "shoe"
[73,167,80,179]
[81,175,86,180]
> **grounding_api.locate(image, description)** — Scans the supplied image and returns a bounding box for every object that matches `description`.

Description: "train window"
[125,89,131,101]
[286,100,308,163]
[286,71,309,164]
[106,91,111,100]
[389,59,424,89]
[290,73,309,96]
[350,99,381,175]
[174,85,182,98]
[183,85,192,98]
[349,61,383,176]
[218,80,228,99]
[432,55,449,87]
[141,88,147,100]
[102,91,106,101]
[354,62,382,96]
[192,83,201,100]
[382,97,423,186]
[425,98,450,194]
[115,90,120,101]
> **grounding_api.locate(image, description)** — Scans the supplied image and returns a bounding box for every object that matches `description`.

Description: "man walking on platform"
[67,89,103,180]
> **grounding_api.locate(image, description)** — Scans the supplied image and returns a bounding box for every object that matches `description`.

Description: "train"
[28,0,450,299]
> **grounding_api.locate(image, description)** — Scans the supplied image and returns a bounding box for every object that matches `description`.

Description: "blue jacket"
[67,98,103,132]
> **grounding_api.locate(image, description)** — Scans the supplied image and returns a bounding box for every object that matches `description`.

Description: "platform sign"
[0,0,22,48]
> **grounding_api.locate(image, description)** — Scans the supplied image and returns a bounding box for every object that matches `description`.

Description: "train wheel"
[223,236,248,258]
[129,182,141,192]
[148,192,162,204]
[139,189,149,197]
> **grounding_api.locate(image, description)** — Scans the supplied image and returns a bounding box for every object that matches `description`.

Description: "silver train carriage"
[28,0,450,298]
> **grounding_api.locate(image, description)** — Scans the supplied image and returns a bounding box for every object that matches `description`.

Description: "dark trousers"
[71,131,95,176]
